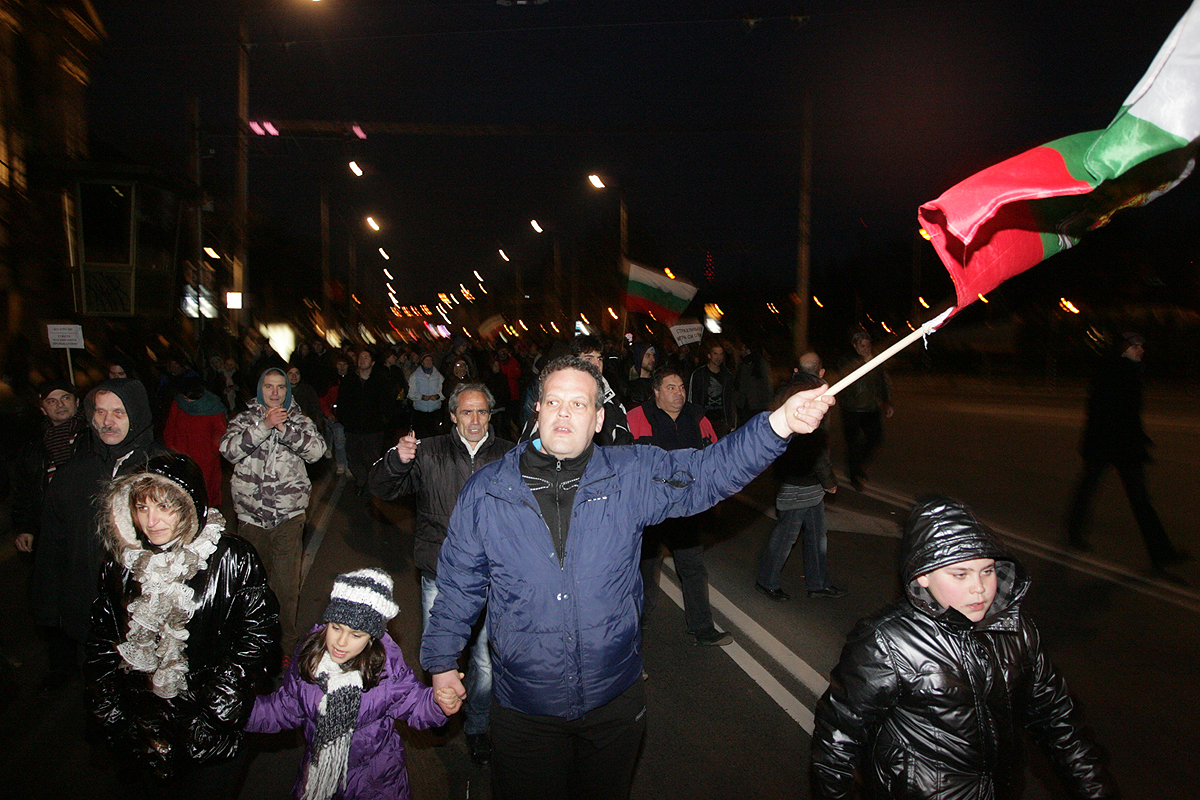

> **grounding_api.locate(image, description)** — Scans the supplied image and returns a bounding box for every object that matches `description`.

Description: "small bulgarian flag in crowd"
[919,0,1200,318]
[625,260,698,325]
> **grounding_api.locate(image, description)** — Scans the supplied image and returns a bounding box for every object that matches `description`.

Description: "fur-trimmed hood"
[99,470,212,558]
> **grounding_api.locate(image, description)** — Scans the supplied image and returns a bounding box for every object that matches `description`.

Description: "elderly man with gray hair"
[369,381,515,765]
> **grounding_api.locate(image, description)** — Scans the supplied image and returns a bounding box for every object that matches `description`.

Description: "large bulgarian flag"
[918,0,1200,317]
[625,259,698,325]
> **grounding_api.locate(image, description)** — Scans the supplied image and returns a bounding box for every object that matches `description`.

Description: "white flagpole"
[825,308,954,397]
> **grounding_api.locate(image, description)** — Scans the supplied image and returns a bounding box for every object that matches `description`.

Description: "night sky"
[85,0,1198,318]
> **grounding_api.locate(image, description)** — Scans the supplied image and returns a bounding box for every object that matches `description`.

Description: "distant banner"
[670,323,704,346]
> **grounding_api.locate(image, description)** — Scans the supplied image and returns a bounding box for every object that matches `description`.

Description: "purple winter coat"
[247,628,446,800]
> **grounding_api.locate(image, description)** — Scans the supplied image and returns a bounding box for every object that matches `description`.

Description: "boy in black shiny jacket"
[811,496,1114,800]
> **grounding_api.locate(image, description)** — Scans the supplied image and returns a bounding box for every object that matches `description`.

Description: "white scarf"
[303,651,364,800]
[116,515,222,699]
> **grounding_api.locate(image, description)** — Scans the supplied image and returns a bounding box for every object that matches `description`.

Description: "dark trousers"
[345,430,388,486]
[641,516,715,635]
[842,408,883,480]
[1067,458,1176,564]
[490,680,646,800]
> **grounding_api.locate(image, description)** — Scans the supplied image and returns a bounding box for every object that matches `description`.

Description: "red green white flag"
[918,0,1200,318]
[625,259,698,325]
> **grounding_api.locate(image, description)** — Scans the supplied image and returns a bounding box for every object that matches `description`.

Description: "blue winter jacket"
[420,412,790,719]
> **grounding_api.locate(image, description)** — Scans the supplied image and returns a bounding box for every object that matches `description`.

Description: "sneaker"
[808,586,848,599]
[692,628,733,646]
[755,582,791,601]
[465,733,492,766]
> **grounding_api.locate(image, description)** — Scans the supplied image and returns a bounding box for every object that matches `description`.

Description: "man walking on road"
[688,340,736,437]
[421,355,832,800]
[369,382,515,765]
[221,367,326,656]
[839,331,892,491]
[1066,332,1190,577]
[755,361,845,601]
[35,379,170,690]
[629,367,731,646]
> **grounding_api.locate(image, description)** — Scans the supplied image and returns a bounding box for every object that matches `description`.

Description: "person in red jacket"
[162,376,228,507]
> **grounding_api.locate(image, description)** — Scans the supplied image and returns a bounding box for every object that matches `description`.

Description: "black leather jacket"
[369,427,514,578]
[85,533,280,778]
[812,498,1113,800]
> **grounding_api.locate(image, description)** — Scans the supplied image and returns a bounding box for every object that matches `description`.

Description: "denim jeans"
[422,575,492,735]
[326,419,348,469]
[756,503,828,592]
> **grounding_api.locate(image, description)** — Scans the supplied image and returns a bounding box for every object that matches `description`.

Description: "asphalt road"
[3,375,1198,797]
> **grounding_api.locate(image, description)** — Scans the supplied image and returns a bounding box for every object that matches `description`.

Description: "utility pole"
[794,92,812,359]
[233,7,249,330]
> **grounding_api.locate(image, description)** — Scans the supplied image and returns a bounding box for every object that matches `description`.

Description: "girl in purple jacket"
[247,569,461,800]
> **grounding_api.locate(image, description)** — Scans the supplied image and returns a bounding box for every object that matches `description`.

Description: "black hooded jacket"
[34,379,171,640]
[812,497,1113,800]
[86,454,280,779]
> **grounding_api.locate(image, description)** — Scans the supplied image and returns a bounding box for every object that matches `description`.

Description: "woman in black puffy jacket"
[811,496,1114,800]
[84,454,280,797]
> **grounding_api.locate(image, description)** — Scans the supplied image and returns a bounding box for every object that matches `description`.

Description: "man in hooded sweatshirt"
[35,378,171,682]
[811,496,1114,800]
[221,368,326,656]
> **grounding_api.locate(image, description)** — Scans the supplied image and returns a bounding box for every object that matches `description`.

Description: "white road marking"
[659,558,824,734]
[301,469,347,582]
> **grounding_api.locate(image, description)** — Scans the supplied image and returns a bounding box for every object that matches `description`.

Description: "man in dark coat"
[12,380,87,555]
[34,379,171,676]
[1066,332,1189,575]
[369,382,514,765]
[337,348,396,488]
[628,367,729,646]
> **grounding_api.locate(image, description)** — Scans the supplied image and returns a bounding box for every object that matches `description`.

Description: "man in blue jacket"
[421,355,832,799]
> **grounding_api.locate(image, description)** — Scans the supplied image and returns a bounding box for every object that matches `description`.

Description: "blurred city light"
[664,268,675,279]
[378,248,389,259]
[918,227,931,241]
[918,296,930,309]
[499,249,510,261]
[813,296,824,308]
[1059,297,1081,314]
[226,291,243,309]
[588,174,605,189]
[383,269,393,280]
[351,124,366,139]
[259,323,296,361]
[977,293,989,303]
[531,219,543,233]
[203,247,220,259]
[608,307,618,319]
[366,217,380,231]
[349,161,363,176]
[473,270,484,281]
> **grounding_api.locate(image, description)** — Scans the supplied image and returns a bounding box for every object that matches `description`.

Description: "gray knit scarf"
[303,651,364,800]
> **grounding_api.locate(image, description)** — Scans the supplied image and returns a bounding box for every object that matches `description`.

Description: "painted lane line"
[301,470,348,582]
[847,480,1200,613]
[659,558,823,734]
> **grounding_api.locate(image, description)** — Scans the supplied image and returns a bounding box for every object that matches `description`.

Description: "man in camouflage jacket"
[220,367,326,654]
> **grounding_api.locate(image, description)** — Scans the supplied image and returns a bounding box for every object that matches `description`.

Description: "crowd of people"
[2,324,1133,798]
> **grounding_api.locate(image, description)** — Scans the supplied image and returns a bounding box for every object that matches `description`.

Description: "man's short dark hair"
[448,382,495,414]
[651,366,684,391]
[570,334,602,357]
[536,356,603,409]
